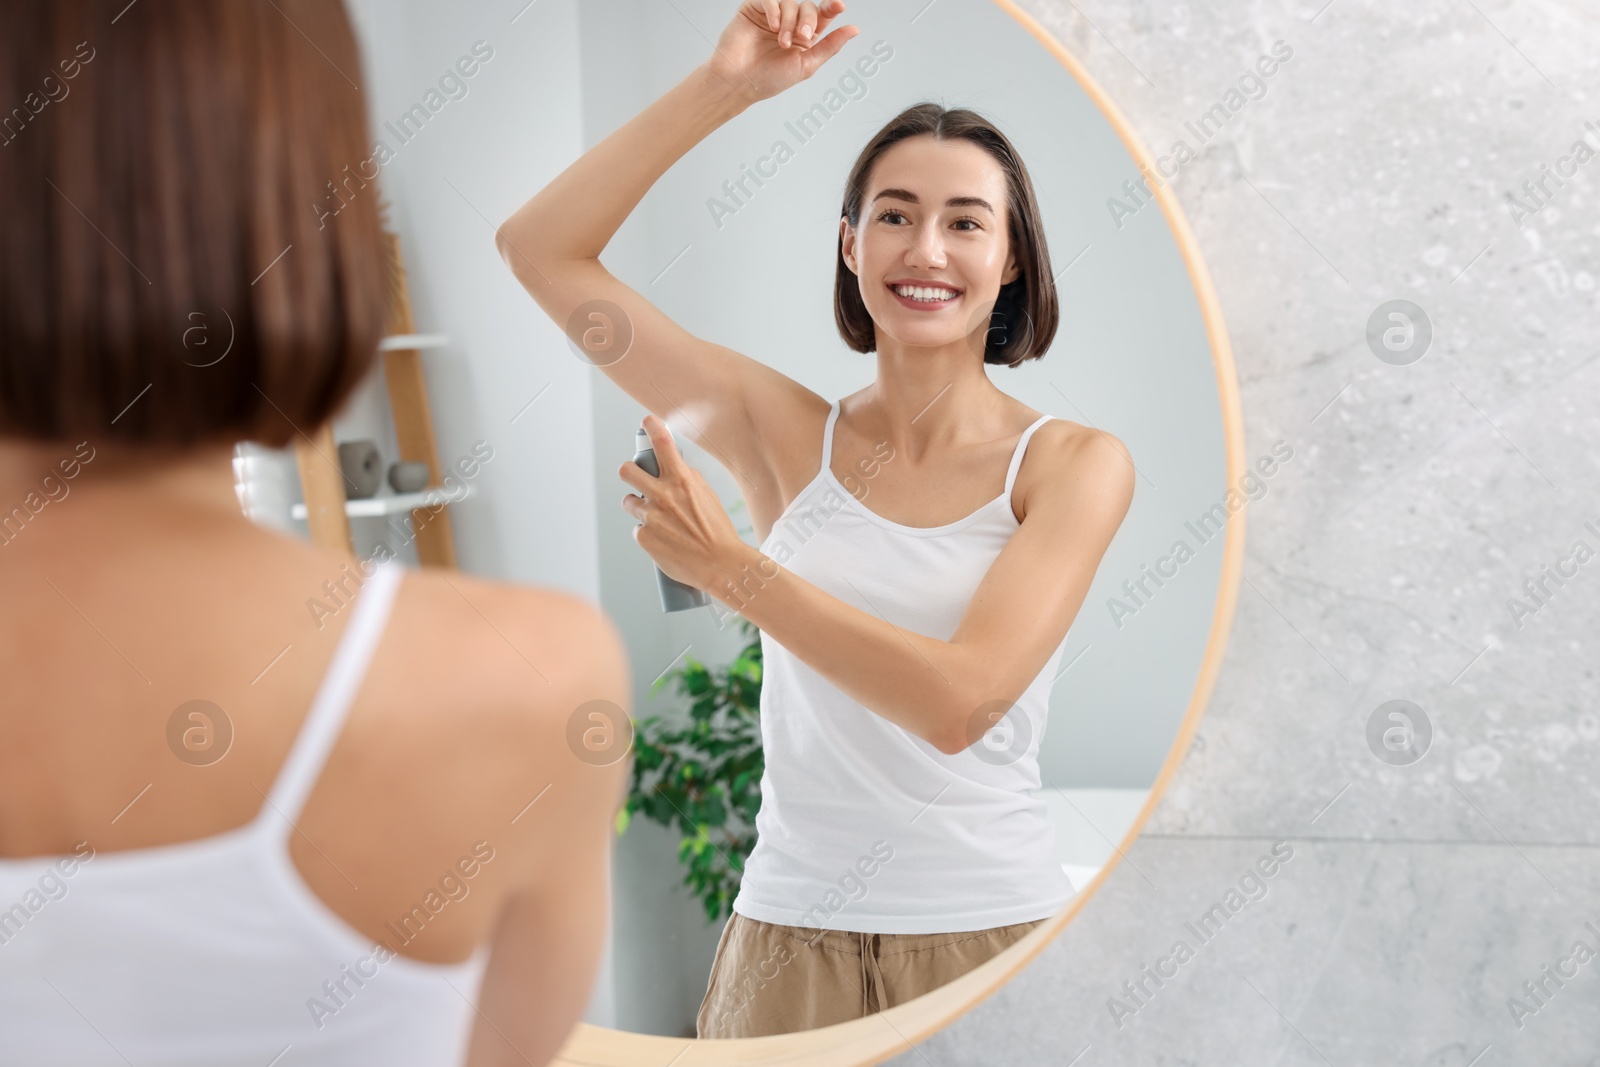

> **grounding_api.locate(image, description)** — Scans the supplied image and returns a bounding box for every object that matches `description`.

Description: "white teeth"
[893,284,959,302]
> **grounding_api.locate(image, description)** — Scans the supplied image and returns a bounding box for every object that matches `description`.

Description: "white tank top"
[0,559,489,1065]
[732,399,1077,935]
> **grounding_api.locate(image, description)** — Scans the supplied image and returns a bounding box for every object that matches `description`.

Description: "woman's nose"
[904,225,948,268]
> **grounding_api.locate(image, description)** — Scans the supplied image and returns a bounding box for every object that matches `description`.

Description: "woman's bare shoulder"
[337,565,626,801]
[327,564,630,881]
[1033,416,1131,463]
[379,567,629,747]
[1013,417,1135,522]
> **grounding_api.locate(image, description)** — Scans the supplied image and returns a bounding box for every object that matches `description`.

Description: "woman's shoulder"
[1027,414,1130,462]
[374,565,630,760]
[1011,414,1135,521]
[253,521,631,786]
[319,560,630,891]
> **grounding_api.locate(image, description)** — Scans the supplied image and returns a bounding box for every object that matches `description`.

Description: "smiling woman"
[496,0,1138,1043]
[833,104,1058,369]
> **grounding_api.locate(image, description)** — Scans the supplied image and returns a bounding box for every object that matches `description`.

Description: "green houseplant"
[617,617,765,923]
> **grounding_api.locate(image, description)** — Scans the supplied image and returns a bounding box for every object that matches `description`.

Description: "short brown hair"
[835,103,1059,368]
[0,0,388,450]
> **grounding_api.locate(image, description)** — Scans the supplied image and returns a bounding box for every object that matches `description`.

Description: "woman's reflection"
[497,0,1134,1039]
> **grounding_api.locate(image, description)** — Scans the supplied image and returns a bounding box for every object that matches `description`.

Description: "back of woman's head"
[0,0,387,451]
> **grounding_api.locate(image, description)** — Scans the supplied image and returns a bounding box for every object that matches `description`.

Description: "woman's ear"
[839,215,858,275]
[1000,250,1021,287]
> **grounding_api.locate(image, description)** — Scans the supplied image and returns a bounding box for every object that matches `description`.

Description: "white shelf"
[378,333,449,352]
[291,484,473,520]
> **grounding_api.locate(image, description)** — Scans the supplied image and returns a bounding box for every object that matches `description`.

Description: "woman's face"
[841,134,1020,354]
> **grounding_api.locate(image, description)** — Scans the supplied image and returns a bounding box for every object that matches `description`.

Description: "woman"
[497,0,1134,1040]
[0,3,628,1065]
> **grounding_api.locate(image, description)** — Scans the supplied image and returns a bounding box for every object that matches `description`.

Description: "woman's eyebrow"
[872,187,996,214]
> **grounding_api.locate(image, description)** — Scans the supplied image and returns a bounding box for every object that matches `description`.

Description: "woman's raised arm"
[494,1,860,487]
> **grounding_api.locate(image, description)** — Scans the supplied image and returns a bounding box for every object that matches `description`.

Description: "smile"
[887,282,962,309]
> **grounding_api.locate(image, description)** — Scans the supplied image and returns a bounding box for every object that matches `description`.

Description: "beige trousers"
[696,911,1047,1039]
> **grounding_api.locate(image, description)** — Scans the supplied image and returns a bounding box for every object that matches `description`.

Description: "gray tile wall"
[892,1,1600,1062]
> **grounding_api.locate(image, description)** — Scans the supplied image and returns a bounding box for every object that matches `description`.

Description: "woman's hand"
[619,415,748,592]
[705,0,860,106]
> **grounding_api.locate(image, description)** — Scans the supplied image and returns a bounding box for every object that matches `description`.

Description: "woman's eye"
[877,209,905,224]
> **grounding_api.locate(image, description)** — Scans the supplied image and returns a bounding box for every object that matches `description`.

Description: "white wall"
[335,0,602,596]
[339,0,620,1029]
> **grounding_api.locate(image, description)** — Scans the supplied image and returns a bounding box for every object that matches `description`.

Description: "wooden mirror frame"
[552,1,1244,1061]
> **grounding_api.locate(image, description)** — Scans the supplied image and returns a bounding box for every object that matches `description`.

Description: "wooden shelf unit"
[292,231,459,569]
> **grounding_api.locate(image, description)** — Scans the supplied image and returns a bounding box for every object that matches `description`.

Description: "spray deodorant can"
[632,427,711,613]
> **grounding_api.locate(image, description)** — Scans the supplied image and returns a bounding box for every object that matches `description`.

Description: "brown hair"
[835,103,1059,368]
[0,0,388,451]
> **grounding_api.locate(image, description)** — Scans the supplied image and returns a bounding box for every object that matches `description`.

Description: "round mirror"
[341,0,1245,1061]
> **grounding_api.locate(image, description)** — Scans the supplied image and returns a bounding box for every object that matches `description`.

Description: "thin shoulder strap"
[258,558,405,833]
[1003,414,1055,497]
[820,399,841,470]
